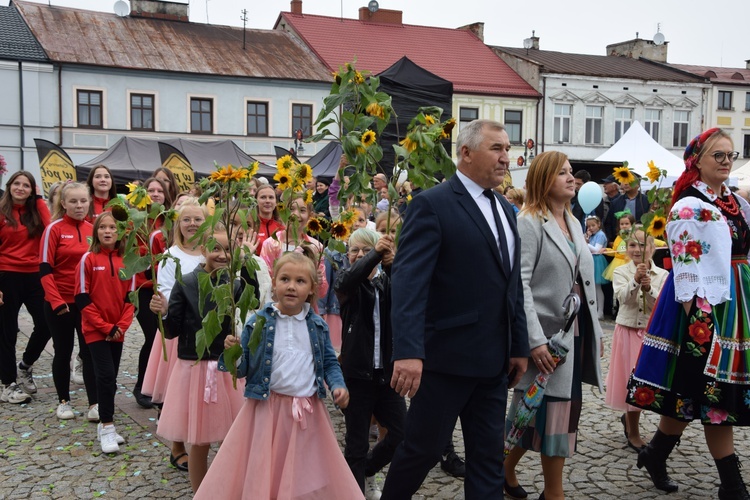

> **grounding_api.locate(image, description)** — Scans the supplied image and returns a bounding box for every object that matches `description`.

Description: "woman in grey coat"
[503,151,603,500]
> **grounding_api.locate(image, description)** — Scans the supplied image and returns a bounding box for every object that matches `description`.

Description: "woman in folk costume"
[627,128,750,499]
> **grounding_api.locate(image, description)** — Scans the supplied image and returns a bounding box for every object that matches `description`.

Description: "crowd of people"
[1,119,749,499]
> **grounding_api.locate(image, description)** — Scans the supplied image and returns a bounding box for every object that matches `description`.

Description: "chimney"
[458,22,484,42]
[291,0,302,15]
[746,59,750,70]
[358,7,402,25]
[607,37,668,62]
[130,0,189,22]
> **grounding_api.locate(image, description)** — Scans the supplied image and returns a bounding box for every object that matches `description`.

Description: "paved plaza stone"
[1,308,747,499]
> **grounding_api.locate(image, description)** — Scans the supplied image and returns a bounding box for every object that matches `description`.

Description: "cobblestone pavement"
[0,310,747,499]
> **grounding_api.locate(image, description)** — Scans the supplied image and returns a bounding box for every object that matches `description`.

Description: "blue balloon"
[577,181,603,214]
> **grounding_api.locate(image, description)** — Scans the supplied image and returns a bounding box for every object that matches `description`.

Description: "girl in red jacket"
[40,182,96,420]
[0,172,51,404]
[85,165,117,221]
[75,212,135,453]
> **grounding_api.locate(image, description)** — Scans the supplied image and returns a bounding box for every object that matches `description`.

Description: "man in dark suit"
[605,171,650,243]
[381,119,529,499]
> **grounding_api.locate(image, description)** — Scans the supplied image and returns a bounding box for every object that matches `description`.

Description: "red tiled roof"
[276,12,540,98]
[671,64,750,86]
[13,1,332,82]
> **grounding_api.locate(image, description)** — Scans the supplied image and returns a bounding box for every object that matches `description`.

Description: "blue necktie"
[483,189,511,276]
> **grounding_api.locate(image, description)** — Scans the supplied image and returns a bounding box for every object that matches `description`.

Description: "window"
[247,101,268,136]
[291,103,313,137]
[459,107,479,130]
[718,90,733,110]
[673,110,690,148]
[614,107,633,142]
[553,104,571,143]
[504,110,522,144]
[585,106,602,144]
[744,135,750,159]
[644,109,661,142]
[746,92,750,111]
[190,98,213,134]
[77,90,102,128]
[130,94,154,131]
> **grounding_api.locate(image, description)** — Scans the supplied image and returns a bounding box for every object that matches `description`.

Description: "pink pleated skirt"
[140,334,178,404]
[156,359,245,445]
[194,392,363,500]
[322,314,342,351]
[605,324,645,412]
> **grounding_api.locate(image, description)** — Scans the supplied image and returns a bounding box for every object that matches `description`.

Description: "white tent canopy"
[595,121,685,177]
[731,159,750,185]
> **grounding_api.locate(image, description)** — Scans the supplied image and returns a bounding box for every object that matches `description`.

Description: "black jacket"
[164,264,258,361]
[335,249,393,381]
[605,192,650,243]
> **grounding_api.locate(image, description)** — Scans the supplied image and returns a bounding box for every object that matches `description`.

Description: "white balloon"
[577,181,603,214]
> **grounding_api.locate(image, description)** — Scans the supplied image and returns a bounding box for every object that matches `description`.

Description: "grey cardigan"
[515,209,603,399]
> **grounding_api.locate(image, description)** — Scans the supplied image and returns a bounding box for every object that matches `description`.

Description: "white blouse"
[269,303,317,397]
[157,245,204,301]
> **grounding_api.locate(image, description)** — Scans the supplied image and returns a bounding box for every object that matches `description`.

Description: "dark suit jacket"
[390,174,529,378]
[605,192,650,243]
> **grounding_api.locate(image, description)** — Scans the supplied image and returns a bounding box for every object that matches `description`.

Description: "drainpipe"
[58,64,63,145]
[18,61,25,170]
[541,76,546,153]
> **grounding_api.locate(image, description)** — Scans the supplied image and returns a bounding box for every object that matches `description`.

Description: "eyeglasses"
[711,151,740,163]
[347,246,373,256]
[180,217,205,225]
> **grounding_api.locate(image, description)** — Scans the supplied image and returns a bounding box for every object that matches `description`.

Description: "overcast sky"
[10,0,750,68]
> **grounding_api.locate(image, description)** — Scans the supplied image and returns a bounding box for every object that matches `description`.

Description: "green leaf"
[222,343,243,384]
[247,316,266,355]
[195,310,221,359]
[236,282,257,329]
[197,271,213,317]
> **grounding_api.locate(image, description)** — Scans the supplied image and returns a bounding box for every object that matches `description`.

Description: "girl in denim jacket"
[195,251,363,499]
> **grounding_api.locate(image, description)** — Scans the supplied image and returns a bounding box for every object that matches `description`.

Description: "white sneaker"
[56,401,75,420]
[97,422,125,445]
[99,424,120,453]
[71,356,84,385]
[87,404,100,422]
[1,383,32,404]
[17,363,37,394]
[365,475,382,500]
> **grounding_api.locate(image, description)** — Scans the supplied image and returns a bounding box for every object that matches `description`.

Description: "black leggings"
[44,302,96,404]
[134,287,157,390]
[88,340,123,423]
[0,271,51,385]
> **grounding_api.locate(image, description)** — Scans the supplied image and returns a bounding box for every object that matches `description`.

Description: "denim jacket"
[218,302,346,401]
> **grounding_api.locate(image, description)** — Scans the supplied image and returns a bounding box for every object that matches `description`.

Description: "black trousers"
[0,271,50,385]
[44,302,96,404]
[343,371,407,491]
[381,369,508,500]
[134,287,157,389]
[88,340,123,423]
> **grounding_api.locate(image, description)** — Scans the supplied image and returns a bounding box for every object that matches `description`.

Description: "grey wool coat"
[515,209,603,399]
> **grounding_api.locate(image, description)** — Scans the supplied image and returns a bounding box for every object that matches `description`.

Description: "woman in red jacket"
[254,183,283,256]
[0,171,51,404]
[86,165,117,221]
[40,182,96,420]
[75,212,135,453]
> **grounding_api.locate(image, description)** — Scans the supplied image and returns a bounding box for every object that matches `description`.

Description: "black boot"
[636,429,680,493]
[715,453,750,500]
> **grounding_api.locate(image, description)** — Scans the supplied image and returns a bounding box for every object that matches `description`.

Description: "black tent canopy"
[76,137,275,186]
[376,57,453,177]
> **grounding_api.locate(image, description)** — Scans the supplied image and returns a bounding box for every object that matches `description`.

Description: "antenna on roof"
[113,0,129,17]
[241,9,248,50]
[653,23,665,46]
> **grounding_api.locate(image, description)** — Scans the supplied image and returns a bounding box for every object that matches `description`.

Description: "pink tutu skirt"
[140,334,178,403]
[156,359,245,445]
[194,392,363,500]
[605,324,645,412]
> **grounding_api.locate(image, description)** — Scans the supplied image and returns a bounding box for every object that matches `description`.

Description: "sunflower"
[612,166,635,185]
[110,204,129,222]
[274,170,293,190]
[332,71,342,85]
[125,190,151,210]
[424,115,436,126]
[361,130,377,148]
[244,161,259,179]
[339,209,357,228]
[277,155,295,171]
[126,182,139,193]
[354,71,364,85]
[442,118,456,136]
[647,215,667,238]
[304,189,314,205]
[366,102,385,119]
[330,222,350,241]
[646,160,661,183]
[400,136,417,153]
[294,163,313,184]
[209,165,243,183]
[306,217,323,235]
[276,201,285,213]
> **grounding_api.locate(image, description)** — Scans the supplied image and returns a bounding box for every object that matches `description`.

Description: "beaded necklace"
[714,194,740,216]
